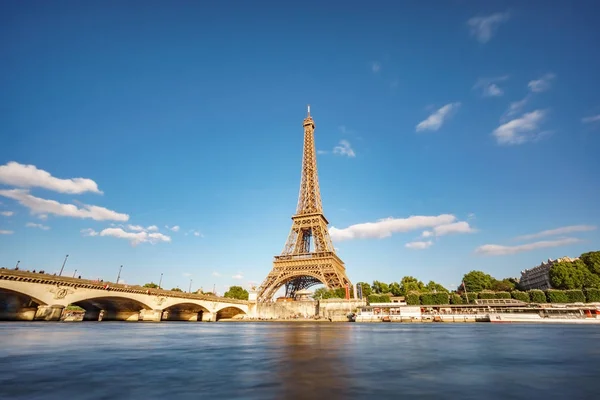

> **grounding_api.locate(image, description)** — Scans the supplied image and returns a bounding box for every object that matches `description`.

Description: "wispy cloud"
[0,230,13,235]
[330,214,475,242]
[81,227,171,246]
[405,240,433,250]
[474,76,509,97]
[333,140,356,157]
[165,225,180,232]
[582,115,600,124]
[0,211,13,217]
[25,222,50,230]
[515,225,596,241]
[0,189,129,221]
[502,95,531,121]
[416,103,461,132]
[475,237,581,256]
[433,221,476,236]
[182,272,192,277]
[492,110,547,145]
[319,140,356,157]
[371,61,381,73]
[528,73,556,93]
[0,161,102,194]
[212,271,221,277]
[467,11,510,43]
[232,273,244,280]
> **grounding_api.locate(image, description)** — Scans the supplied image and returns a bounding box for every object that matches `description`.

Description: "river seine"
[1,322,598,399]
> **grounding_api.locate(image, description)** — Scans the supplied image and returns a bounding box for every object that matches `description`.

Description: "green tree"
[143,282,159,288]
[461,271,494,292]
[491,279,515,292]
[388,282,402,296]
[425,281,448,293]
[550,260,600,290]
[357,282,372,298]
[170,287,183,292]
[400,276,425,295]
[371,280,390,294]
[224,285,249,300]
[581,251,600,275]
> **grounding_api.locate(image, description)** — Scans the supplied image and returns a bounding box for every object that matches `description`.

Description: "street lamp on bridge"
[14,260,20,270]
[58,255,69,276]
[72,269,77,278]
[158,273,163,289]
[189,278,193,293]
[116,265,123,284]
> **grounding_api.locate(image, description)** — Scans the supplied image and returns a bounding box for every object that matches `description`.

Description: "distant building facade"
[519,256,579,291]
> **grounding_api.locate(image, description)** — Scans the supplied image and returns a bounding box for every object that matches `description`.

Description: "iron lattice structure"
[257,106,352,302]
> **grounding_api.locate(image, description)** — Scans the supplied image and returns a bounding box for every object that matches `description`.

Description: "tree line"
[315,250,600,304]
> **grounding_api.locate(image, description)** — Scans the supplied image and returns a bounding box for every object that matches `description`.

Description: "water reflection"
[274,324,351,398]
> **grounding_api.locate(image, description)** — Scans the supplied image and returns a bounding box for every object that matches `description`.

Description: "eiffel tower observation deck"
[257,106,352,302]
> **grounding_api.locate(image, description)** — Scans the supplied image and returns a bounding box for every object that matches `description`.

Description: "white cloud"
[25,222,50,230]
[0,211,13,217]
[416,103,461,132]
[475,237,581,256]
[515,225,596,241]
[81,227,171,246]
[503,96,530,121]
[474,76,509,97]
[0,230,13,235]
[582,115,600,124]
[0,161,102,194]
[467,213,476,220]
[81,228,98,237]
[127,225,145,232]
[330,214,457,242]
[405,240,433,250]
[165,225,180,232]
[433,221,476,236]
[371,61,381,73]
[212,271,221,277]
[492,110,547,145]
[193,231,202,237]
[0,189,129,221]
[528,73,556,93]
[468,12,510,43]
[146,225,159,232]
[232,273,244,280]
[37,214,48,220]
[421,230,433,238]
[333,140,356,157]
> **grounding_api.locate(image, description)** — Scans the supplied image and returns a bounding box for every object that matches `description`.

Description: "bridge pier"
[162,310,203,321]
[139,309,162,322]
[35,305,65,321]
[201,311,215,322]
[100,310,140,322]
[83,309,102,321]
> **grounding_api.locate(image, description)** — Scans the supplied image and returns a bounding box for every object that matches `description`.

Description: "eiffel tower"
[257,106,352,302]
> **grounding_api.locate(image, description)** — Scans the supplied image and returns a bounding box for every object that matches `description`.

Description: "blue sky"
[1,1,599,294]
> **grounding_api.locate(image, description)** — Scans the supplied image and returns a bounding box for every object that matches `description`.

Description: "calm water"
[1,322,599,399]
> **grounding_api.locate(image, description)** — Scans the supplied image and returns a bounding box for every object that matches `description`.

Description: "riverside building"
[519,256,579,291]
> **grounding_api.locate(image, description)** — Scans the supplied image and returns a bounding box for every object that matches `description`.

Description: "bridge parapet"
[0,269,248,306]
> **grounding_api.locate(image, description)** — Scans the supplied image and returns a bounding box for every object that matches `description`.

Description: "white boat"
[488,306,600,324]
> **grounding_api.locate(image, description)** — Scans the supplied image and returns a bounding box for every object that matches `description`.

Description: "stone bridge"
[0,269,251,322]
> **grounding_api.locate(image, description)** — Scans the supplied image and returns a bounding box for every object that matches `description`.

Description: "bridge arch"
[162,302,210,322]
[71,295,152,322]
[215,306,246,321]
[260,272,326,301]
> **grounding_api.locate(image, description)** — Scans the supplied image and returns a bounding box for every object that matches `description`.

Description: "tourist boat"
[488,306,600,324]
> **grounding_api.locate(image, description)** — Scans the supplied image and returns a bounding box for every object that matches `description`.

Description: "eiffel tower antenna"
[257,107,352,302]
